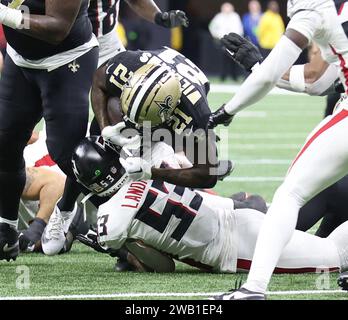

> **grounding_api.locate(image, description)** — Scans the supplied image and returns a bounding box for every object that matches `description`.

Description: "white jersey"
[287,0,348,92]
[23,130,62,174]
[98,180,237,273]
[98,142,236,272]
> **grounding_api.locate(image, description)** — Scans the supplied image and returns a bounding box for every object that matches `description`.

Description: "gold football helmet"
[121,64,182,128]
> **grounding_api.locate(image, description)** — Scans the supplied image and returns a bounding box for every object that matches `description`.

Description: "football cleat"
[0,223,19,261]
[210,287,266,300]
[41,204,77,256]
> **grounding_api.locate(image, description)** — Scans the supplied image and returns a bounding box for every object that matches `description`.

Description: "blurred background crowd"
[0,1,303,80]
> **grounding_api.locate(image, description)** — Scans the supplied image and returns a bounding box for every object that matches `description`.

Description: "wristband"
[289,64,306,92]
[0,4,23,29]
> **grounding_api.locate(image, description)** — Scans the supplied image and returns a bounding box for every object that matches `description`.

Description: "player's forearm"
[91,69,111,130]
[19,0,82,45]
[151,165,218,189]
[91,87,110,130]
[277,63,340,96]
[224,36,302,115]
[126,0,161,23]
[36,183,64,223]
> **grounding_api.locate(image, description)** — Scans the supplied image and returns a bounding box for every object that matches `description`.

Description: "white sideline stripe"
[236,159,291,165]
[0,290,345,300]
[210,83,306,96]
[221,144,301,150]
[238,111,267,118]
[225,177,283,182]
[222,133,308,139]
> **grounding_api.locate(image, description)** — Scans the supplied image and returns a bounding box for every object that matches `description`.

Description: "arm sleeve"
[224,36,303,115]
[277,63,340,96]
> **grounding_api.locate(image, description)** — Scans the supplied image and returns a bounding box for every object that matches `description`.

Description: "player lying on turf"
[73,136,348,274]
[18,131,66,253]
[91,46,234,189]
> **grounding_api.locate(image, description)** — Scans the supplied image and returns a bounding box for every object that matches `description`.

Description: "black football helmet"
[72,136,128,197]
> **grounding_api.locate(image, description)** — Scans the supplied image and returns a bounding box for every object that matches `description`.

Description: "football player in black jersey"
[0,0,99,261]
[88,0,189,66]
[91,47,223,189]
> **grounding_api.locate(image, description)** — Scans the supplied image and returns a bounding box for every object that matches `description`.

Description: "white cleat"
[41,204,77,256]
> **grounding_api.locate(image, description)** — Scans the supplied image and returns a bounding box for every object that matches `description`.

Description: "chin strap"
[80,193,94,222]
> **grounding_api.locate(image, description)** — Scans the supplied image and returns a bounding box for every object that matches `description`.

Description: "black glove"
[155,10,189,28]
[76,230,121,257]
[221,33,263,72]
[208,105,234,129]
[334,78,345,94]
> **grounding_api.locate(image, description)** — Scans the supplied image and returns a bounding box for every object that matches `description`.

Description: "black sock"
[68,206,89,237]
[57,177,82,212]
[23,217,46,243]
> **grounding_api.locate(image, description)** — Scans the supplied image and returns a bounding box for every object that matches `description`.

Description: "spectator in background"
[258,0,284,57]
[209,2,245,81]
[242,0,262,48]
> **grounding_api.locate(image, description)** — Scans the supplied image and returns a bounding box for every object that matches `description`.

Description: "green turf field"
[1,89,347,300]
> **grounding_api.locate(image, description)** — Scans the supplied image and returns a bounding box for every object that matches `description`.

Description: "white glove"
[0,3,23,29]
[102,122,139,147]
[120,157,152,181]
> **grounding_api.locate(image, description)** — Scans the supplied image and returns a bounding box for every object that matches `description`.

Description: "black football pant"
[297,175,348,237]
[0,47,98,221]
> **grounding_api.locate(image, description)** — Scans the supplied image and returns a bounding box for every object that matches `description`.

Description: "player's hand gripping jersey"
[105,47,211,135]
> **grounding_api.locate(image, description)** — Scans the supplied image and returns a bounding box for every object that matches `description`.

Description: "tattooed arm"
[22,167,66,223]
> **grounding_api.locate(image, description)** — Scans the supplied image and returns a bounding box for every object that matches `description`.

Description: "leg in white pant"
[235,209,340,273]
[244,108,348,293]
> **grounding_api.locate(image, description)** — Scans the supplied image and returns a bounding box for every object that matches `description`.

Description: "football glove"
[334,79,345,94]
[119,157,152,181]
[208,105,234,129]
[221,33,263,72]
[155,10,189,28]
[76,230,120,257]
[101,122,139,147]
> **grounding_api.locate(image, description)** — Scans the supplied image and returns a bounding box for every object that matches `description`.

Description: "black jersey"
[105,47,211,134]
[2,0,93,60]
[88,0,119,37]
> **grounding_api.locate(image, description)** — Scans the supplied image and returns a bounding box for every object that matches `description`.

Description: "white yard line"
[221,144,301,150]
[235,159,291,165]
[223,133,308,139]
[210,84,306,96]
[225,177,284,182]
[0,290,345,300]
